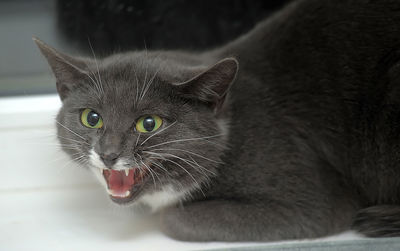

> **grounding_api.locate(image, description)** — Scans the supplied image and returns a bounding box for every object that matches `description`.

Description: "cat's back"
[211,0,400,203]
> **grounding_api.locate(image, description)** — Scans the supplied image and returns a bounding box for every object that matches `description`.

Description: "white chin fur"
[89,149,108,190]
[136,185,188,213]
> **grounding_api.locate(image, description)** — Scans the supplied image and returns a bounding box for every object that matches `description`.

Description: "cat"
[34,0,400,242]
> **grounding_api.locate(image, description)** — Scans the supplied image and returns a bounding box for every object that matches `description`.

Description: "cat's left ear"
[175,58,238,112]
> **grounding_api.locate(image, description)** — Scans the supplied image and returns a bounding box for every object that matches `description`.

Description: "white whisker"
[137,154,158,189]
[56,121,87,141]
[139,59,149,102]
[132,154,146,175]
[140,64,160,100]
[145,134,223,149]
[60,154,87,170]
[150,147,222,164]
[57,135,90,145]
[187,154,217,176]
[147,154,205,196]
[135,133,142,148]
[23,142,81,150]
[140,121,177,146]
[82,46,102,99]
[87,38,104,95]
[44,151,83,165]
[150,160,169,174]
[133,67,140,106]
[80,64,102,100]
[144,151,213,177]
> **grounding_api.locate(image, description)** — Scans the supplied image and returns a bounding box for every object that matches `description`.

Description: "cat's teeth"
[107,189,131,198]
[100,168,104,175]
[124,169,129,176]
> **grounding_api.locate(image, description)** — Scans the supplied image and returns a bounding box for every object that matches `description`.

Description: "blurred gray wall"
[0,0,75,96]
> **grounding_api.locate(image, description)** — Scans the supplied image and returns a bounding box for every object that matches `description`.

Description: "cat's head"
[34,38,238,211]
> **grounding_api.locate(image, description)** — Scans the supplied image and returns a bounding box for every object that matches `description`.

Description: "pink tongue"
[107,169,135,194]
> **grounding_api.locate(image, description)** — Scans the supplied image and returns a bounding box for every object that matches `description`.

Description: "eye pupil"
[87,111,100,127]
[143,117,155,131]
[135,115,162,133]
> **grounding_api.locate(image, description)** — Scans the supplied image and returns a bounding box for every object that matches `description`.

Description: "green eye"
[136,115,162,133]
[81,108,103,129]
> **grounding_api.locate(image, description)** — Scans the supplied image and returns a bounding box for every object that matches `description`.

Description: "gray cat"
[35,0,400,242]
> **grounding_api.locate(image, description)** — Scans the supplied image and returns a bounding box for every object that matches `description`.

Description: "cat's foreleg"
[160,199,349,242]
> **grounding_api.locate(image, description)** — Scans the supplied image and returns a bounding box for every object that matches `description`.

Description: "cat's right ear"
[174,58,239,113]
[33,37,89,101]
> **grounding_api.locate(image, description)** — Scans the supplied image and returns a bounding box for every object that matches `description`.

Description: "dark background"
[57,0,290,55]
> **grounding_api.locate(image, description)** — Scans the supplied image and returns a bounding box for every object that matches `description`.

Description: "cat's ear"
[176,58,238,112]
[33,37,90,101]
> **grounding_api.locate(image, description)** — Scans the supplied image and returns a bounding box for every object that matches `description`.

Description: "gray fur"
[35,0,400,242]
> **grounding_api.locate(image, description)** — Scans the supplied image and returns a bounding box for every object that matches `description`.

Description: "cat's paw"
[160,206,199,241]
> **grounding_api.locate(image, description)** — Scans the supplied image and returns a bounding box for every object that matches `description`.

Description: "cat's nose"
[100,153,119,167]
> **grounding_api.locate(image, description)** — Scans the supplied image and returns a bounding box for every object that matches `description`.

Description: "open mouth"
[101,168,147,202]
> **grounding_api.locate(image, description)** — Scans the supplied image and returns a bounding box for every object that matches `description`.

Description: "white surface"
[0,95,363,251]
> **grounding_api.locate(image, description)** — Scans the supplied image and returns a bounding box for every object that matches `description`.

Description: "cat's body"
[35,0,400,242]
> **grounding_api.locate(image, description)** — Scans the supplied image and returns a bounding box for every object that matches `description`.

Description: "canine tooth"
[124,190,130,197]
[100,168,104,174]
[124,169,129,176]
